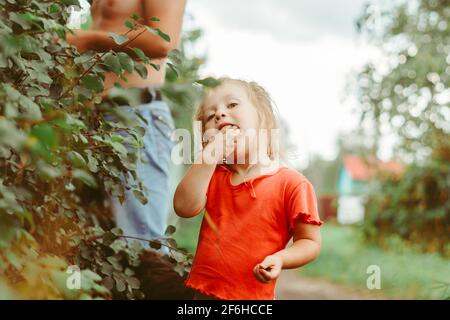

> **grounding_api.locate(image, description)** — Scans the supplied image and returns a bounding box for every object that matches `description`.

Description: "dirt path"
[275,269,386,300]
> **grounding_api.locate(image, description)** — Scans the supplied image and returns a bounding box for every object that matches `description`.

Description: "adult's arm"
[67,0,187,58]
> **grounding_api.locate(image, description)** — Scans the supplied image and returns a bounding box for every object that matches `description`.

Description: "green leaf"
[126,276,140,289]
[19,12,43,28]
[62,0,80,6]
[74,51,96,64]
[165,225,176,236]
[111,228,123,236]
[86,153,99,173]
[150,63,160,71]
[68,151,87,168]
[31,124,58,149]
[103,52,122,75]
[130,13,141,21]
[117,52,134,73]
[0,119,26,150]
[0,214,20,248]
[4,251,21,269]
[149,17,160,22]
[145,26,171,42]
[133,189,148,205]
[168,49,183,65]
[124,268,135,276]
[145,27,170,42]
[196,77,221,88]
[111,141,127,155]
[3,84,41,120]
[102,276,114,290]
[107,32,129,45]
[167,62,179,77]
[103,232,117,245]
[111,134,124,143]
[149,240,161,250]
[101,263,114,276]
[36,160,63,179]
[130,240,143,252]
[115,278,126,292]
[81,75,104,93]
[131,48,149,64]
[124,20,134,29]
[9,12,31,30]
[134,63,148,79]
[48,4,61,14]
[73,169,97,188]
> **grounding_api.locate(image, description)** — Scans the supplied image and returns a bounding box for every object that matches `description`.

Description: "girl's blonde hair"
[194,77,280,160]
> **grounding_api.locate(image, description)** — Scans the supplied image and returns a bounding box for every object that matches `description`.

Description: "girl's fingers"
[259,268,273,281]
[253,267,263,282]
[253,265,272,283]
[253,266,267,283]
[255,272,268,283]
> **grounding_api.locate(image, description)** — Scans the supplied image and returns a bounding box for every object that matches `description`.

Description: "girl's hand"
[202,126,240,164]
[253,255,283,284]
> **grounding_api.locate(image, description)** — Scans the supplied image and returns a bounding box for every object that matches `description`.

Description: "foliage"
[363,151,450,256]
[353,0,450,256]
[0,0,194,299]
[354,0,449,162]
[76,226,193,299]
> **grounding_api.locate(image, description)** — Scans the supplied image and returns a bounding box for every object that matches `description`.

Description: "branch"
[59,26,148,100]
[119,235,189,256]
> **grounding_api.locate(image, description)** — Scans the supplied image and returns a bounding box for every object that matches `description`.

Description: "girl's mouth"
[219,123,239,130]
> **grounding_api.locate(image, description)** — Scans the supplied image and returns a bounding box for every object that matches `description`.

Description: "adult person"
[68,0,187,244]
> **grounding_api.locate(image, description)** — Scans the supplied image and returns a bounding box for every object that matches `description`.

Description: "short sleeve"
[286,181,324,233]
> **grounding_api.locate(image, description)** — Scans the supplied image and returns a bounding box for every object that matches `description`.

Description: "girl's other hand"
[252,255,282,284]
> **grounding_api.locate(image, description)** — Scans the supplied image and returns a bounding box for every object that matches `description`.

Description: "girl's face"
[202,82,260,133]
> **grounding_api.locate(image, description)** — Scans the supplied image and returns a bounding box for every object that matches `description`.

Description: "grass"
[300,222,450,299]
[172,215,450,299]
[172,213,203,254]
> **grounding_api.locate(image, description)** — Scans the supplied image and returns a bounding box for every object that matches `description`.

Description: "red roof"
[343,155,404,181]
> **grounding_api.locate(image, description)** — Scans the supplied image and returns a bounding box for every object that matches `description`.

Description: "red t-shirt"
[185,165,323,300]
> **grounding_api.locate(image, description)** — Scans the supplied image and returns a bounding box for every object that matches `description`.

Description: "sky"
[185,0,390,168]
[68,0,392,168]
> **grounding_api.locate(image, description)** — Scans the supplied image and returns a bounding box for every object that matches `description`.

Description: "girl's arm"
[253,222,321,283]
[173,162,216,218]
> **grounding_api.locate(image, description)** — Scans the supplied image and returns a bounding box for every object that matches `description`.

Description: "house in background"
[337,155,404,224]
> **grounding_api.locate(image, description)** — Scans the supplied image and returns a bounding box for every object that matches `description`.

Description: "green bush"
[0,0,192,299]
[363,152,450,256]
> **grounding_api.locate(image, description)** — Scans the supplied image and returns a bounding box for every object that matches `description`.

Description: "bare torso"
[91,0,166,91]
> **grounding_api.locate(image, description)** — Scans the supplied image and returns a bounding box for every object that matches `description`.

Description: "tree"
[353,0,449,255]
[354,0,449,163]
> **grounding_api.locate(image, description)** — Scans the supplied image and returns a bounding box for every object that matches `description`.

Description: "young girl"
[173,78,323,300]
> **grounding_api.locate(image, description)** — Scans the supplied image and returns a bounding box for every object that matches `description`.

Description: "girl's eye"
[227,102,238,108]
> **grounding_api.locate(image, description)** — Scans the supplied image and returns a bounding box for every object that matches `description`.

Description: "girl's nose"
[214,112,227,121]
